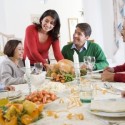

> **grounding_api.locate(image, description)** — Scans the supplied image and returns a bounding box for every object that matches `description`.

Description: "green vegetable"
[80,69,87,76]
[64,74,74,82]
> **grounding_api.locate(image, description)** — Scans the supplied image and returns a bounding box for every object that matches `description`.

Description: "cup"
[79,83,93,103]
[34,62,43,74]
[30,72,46,90]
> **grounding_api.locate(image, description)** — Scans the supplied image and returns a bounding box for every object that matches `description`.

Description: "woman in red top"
[101,20,125,83]
[23,9,64,68]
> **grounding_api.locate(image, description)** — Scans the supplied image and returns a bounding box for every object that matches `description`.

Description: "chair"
[0,32,15,53]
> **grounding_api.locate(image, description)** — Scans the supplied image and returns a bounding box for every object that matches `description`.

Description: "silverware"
[103,83,121,95]
[104,82,112,89]
[108,121,119,125]
[100,120,120,125]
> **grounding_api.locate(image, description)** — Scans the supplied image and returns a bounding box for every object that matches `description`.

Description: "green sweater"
[62,41,109,70]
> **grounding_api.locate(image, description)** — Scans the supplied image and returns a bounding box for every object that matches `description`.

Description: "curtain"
[113,0,125,54]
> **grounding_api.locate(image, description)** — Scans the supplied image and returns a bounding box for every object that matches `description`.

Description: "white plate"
[92,70,103,73]
[89,110,125,117]
[91,74,101,79]
[45,77,53,80]
[8,90,22,100]
[0,91,22,100]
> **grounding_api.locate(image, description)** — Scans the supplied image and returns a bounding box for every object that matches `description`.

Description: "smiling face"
[121,20,125,42]
[73,27,89,47]
[13,43,24,60]
[41,16,55,33]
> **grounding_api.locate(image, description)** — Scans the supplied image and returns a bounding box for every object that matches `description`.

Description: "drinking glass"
[90,57,95,71]
[83,56,95,74]
[34,62,43,74]
[30,72,46,91]
[79,82,94,103]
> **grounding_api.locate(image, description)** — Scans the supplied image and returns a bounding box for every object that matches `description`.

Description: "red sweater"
[114,63,125,82]
[23,25,64,64]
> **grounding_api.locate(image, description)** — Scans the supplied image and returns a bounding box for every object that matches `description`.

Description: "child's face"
[13,43,24,60]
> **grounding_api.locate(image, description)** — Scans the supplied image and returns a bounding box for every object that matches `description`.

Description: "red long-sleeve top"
[114,63,125,82]
[23,25,64,65]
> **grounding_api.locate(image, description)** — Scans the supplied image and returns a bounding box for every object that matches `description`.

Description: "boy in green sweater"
[62,23,108,70]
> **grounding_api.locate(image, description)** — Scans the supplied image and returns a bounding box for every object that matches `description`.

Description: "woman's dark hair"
[4,39,22,57]
[76,23,92,37]
[34,9,61,41]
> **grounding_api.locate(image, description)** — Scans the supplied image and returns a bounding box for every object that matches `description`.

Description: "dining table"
[4,72,125,125]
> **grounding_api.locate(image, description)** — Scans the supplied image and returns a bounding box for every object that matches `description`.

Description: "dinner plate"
[45,77,53,80]
[91,74,101,79]
[89,110,125,117]
[92,70,103,73]
[0,91,22,100]
[8,90,22,100]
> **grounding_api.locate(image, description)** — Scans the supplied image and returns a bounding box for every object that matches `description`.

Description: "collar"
[71,41,87,52]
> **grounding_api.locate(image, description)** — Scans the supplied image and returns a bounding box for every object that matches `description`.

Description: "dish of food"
[46,59,86,83]
[0,100,44,125]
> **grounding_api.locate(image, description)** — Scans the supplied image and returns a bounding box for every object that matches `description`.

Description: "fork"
[108,121,119,125]
[100,120,120,125]
[104,82,112,89]
[103,83,121,95]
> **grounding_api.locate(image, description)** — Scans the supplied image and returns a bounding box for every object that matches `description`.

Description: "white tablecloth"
[12,75,125,125]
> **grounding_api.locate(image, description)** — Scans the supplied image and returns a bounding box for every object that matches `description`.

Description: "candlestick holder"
[74,63,81,84]
[26,68,31,94]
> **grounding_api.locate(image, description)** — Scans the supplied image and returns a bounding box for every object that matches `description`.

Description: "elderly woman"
[0,39,27,85]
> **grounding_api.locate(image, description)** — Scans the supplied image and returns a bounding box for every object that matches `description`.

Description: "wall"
[0,0,125,65]
[0,0,83,48]
[0,0,6,33]
[82,0,125,65]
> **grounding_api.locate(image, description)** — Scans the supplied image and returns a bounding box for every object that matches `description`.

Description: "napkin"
[90,98,125,113]
[30,72,46,87]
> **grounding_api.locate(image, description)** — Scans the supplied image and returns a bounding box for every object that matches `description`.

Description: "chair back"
[0,32,15,54]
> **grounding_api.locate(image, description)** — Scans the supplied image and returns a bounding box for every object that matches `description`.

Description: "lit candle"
[73,51,80,68]
[25,57,31,75]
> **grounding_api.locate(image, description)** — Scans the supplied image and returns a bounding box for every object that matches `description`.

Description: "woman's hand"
[44,63,51,71]
[101,70,115,82]
[4,85,15,91]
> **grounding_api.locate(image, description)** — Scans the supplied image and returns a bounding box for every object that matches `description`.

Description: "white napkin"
[90,98,125,112]
[30,72,46,88]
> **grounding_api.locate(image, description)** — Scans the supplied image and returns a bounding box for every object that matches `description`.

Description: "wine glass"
[83,56,95,77]
[89,57,95,71]
[30,72,46,91]
[34,62,43,74]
